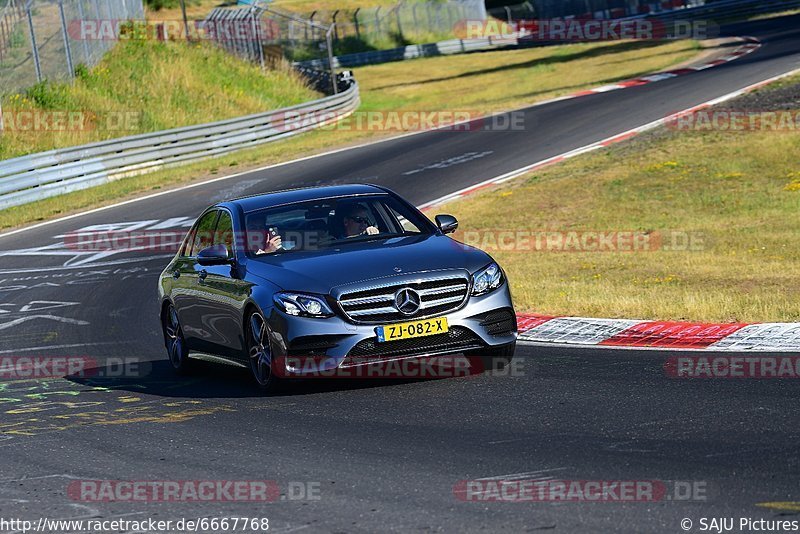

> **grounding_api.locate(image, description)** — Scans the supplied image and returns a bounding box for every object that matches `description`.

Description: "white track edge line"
[419,65,800,211]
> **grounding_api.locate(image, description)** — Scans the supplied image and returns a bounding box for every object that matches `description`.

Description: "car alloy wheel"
[164,304,191,373]
[247,311,279,391]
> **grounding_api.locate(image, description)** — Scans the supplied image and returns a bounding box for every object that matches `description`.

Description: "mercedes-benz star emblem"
[394,288,421,315]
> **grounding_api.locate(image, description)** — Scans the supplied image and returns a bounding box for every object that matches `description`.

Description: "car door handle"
[172,270,180,279]
[198,270,208,281]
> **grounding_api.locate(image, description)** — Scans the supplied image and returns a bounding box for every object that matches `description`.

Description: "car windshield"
[244,195,432,257]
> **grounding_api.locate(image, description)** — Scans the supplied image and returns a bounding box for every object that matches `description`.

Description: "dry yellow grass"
[355,39,700,114]
[0,39,318,160]
[439,102,800,322]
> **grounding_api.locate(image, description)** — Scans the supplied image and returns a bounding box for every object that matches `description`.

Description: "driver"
[342,204,379,238]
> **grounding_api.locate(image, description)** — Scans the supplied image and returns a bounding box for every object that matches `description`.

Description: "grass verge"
[0,39,319,160]
[0,38,700,231]
[440,75,800,323]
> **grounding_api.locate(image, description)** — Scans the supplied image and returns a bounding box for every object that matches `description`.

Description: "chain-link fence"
[205,4,333,65]
[201,0,487,93]
[311,0,487,43]
[203,4,339,93]
[0,0,143,95]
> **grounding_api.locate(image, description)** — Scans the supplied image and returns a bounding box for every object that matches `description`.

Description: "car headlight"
[273,292,334,318]
[471,263,504,296]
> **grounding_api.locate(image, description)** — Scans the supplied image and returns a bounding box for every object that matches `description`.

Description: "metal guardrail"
[297,34,523,69]
[0,79,359,210]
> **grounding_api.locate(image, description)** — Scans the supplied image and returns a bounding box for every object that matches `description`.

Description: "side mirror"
[197,244,231,266]
[435,214,459,234]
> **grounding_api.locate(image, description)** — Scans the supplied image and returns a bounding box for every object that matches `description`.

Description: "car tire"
[163,304,192,374]
[246,310,283,393]
[477,341,516,373]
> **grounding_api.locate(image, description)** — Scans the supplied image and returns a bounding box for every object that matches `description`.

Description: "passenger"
[247,214,282,255]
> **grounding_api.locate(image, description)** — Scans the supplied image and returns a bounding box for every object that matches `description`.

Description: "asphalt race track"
[1,15,799,533]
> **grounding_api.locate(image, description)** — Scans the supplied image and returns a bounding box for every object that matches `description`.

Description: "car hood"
[244,234,492,294]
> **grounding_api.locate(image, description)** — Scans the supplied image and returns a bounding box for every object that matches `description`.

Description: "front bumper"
[267,282,516,375]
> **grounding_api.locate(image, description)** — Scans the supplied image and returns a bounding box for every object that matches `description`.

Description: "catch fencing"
[203,0,487,66]
[305,0,486,43]
[0,0,144,96]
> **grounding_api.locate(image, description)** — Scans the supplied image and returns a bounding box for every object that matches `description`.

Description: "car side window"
[386,205,422,234]
[189,210,219,257]
[214,211,234,253]
[179,227,196,257]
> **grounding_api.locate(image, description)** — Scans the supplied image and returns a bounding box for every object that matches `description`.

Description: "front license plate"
[376,317,449,343]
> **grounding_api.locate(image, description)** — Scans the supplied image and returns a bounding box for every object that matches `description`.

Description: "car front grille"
[342,326,484,366]
[337,275,469,324]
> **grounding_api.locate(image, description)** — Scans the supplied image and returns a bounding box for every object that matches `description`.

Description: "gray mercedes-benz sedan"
[158,184,516,391]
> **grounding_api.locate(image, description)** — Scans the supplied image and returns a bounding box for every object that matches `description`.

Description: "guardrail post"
[58,0,75,79]
[24,1,42,83]
[326,23,337,94]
